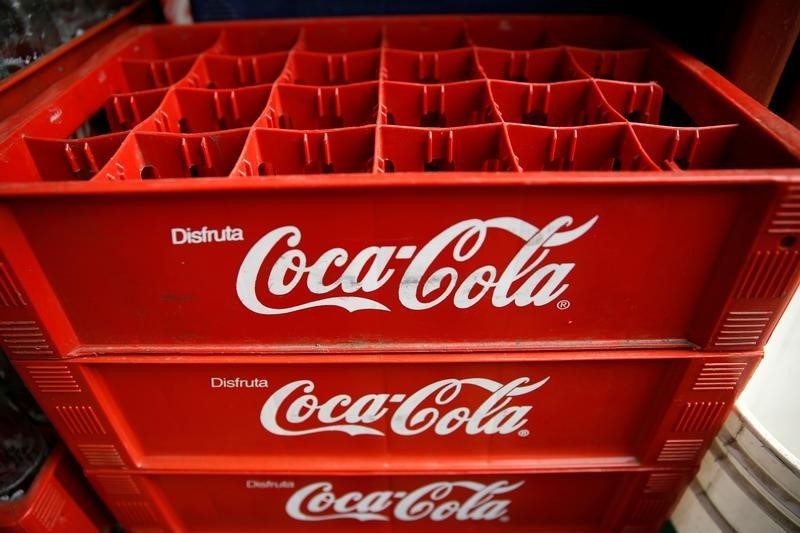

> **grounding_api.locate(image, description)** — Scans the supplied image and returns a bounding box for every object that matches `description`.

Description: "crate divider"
[506,123,660,171]
[235,126,377,176]
[380,80,500,127]
[299,22,385,53]
[632,123,741,170]
[382,48,484,84]
[566,47,652,82]
[180,52,289,89]
[140,85,272,134]
[120,55,199,92]
[100,88,170,132]
[376,124,519,173]
[281,49,381,86]
[465,18,558,50]
[490,79,625,127]
[384,19,470,51]
[594,79,664,124]
[209,26,301,56]
[258,82,378,130]
[103,129,250,180]
[4,16,797,183]
[23,132,128,181]
[476,47,587,83]
[121,26,221,60]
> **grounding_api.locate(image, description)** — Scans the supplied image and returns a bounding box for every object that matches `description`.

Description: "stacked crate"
[1,15,799,531]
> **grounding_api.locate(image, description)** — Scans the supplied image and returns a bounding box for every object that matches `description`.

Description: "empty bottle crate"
[83,465,696,532]
[12,350,760,472]
[1,16,799,358]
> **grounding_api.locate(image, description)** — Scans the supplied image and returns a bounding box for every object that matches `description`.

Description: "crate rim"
[0,170,797,198]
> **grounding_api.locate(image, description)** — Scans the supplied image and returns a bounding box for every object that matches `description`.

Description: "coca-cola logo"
[236,215,598,315]
[260,377,548,437]
[285,480,524,522]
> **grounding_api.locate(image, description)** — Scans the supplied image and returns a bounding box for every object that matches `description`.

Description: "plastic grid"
[11,17,797,182]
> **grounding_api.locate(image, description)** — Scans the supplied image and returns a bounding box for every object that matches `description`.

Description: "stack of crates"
[1,15,799,531]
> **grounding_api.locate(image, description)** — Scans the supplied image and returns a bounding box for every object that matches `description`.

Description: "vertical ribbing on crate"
[696,183,800,350]
[639,354,760,467]
[0,209,77,358]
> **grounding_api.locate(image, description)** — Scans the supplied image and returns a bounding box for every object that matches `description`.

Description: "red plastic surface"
[0,446,112,532]
[12,350,759,472]
[85,466,695,532]
[1,16,799,358]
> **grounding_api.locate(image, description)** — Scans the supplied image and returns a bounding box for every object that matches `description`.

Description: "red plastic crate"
[84,466,695,532]
[11,350,759,472]
[1,16,800,359]
[0,445,112,532]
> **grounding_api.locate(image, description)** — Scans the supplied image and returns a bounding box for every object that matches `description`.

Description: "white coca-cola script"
[285,480,524,522]
[259,376,548,437]
[237,215,598,314]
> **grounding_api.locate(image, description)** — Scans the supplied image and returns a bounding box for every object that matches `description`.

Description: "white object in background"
[161,0,193,24]
[672,288,800,531]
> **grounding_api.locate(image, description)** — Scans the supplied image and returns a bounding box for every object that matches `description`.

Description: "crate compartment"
[378,124,516,172]
[210,25,300,55]
[16,351,758,471]
[180,53,287,89]
[121,26,221,59]
[381,81,499,127]
[300,22,383,52]
[86,467,694,532]
[282,50,380,86]
[96,89,168,132]
[508,123,658,171]
[477,47,585,83]
[260,82,378,130]
[22,133,127,181]
[594,80,664,124]
[385,20,469,51]
[632,124,741,170]
[109,130,248,180]
[120,56,198,91]
[466,18,554,50]
[65,90,167,140]
[384,49,482,84]
[140,86,271,134]
[491,80,622,126]
[568,48,652,82]
[236,126,375,175]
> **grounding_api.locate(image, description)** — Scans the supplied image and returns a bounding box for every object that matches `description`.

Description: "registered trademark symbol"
[517,429,530,437]
[500,516,510,523]
[556,299,571,310]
